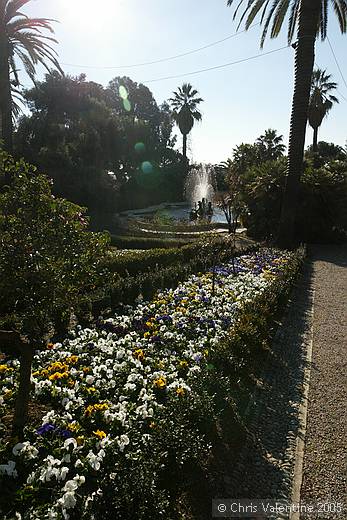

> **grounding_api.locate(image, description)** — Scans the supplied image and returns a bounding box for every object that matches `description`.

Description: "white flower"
[12,441,38,460]
[85,375,95,385]
[117,434,130,452]
[86,450,103,471]
[58,491,76,509]
[63,475,85,492]
[0,460,18,478]
[64,438,77,451]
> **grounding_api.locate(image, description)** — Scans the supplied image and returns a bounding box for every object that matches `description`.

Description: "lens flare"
[119,85,128,100]
[123,99,131,112]
[135,142,146,154]
[141,161,153,174]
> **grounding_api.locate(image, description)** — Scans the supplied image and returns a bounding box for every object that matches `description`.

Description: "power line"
[61,23,260,70]
[143,45,289,83]
[327,36,347,92]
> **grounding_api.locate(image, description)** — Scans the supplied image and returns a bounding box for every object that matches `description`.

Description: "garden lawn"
[0,248,303,520]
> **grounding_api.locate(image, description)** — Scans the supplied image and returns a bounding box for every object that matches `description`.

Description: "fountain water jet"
[184,164,216,207]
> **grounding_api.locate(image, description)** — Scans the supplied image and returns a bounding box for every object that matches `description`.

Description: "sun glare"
[63,0,127,34]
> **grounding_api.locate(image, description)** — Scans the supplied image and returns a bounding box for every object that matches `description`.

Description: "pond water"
[121,202,227,224]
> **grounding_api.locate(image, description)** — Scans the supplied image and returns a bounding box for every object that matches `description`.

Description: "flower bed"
[0,248,304,519]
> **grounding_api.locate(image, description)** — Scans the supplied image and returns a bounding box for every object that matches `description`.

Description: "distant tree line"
[13,73,188,224]
[218,130,347,243]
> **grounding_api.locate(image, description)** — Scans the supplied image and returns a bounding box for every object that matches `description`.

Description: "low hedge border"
[88,237,257,318]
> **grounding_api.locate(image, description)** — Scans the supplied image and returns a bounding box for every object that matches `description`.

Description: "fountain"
[185,164,216,221]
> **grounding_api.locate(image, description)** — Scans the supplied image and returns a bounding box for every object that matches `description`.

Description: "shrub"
[0,151,109,433]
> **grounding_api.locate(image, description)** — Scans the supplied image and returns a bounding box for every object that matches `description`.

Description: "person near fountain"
[206,201,213,222]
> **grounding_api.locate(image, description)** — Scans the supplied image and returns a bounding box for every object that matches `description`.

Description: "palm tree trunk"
[182,133,187,160]
[0,30,13,154]
[312,126,318,152]
[277,0,321,248]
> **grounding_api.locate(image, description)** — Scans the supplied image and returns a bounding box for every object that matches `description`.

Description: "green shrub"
[109,234,189,249]
[0,151,109,433]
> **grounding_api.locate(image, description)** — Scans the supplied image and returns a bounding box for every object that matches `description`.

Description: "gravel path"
[223,257,315,508]
[300,245,347,518]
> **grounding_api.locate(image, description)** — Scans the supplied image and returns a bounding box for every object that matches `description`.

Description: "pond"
[120,202,227,224]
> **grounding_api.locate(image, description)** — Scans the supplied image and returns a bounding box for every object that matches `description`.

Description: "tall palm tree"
[0,0,62,153]
[227,0,347,247]
[308,68,338,152]
[169,83,203,162]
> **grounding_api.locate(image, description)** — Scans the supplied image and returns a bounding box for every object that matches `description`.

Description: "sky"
[23,0,347,164]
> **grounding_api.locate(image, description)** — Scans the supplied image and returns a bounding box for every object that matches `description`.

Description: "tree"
[227,0,347,247]
[308,68,338,152]
[306,141,346,163]
[0,0,62,153]
[169,83,203,162]
[0,150,109,435]
[15,73,121,216]
[256,129,286,161]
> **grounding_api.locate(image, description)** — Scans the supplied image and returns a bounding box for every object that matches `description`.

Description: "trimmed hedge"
[109,235,190,250]
[90,237,256,316]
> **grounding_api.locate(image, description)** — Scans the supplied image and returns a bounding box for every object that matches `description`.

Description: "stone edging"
[290,290,315,520]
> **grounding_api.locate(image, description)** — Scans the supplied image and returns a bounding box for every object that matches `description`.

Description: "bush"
[92,237,256,314]
[109,235,189,249]
[0,151,109,433]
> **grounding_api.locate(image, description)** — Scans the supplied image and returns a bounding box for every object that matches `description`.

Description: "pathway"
[300,245,347,518]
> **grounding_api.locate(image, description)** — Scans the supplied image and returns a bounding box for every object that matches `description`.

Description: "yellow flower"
[85,405,94,416]
[93,429,106,439]
[82,367,91,373]
[48,371,69,381]
[133,349,145,362]
[76,436,85,446]
[67,422,80,432]
[0,364,14,373]
[48,361,68,373]
[176,387,185,397]
[94,403,109,411]
[84,403,109,416]
[47,342,54,349]
[149,421,156,429]
[65,355,79,365]
[153,377,166,389]
[179,360,188,369]
[203,349,209,357]
[67,379,75,388]
[85,386,96,394]
[143,331,150,338]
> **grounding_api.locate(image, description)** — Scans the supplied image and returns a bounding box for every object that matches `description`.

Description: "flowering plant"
[0,248,304,519]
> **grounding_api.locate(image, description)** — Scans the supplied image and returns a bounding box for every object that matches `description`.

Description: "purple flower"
[37,423,55,435]
[56,428,73,438]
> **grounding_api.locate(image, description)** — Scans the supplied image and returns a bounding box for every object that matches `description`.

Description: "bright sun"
[63,0,127,34]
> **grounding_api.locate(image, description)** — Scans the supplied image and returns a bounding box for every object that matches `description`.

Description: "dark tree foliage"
[14,73,185,220]
[221,131,347,242]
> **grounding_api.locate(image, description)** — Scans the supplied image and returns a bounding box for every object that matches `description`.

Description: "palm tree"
[169,83,203,162]
[308,68,338,152]
[256,129,286,161]
[0,0,62,153]
[227,0,347,247]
